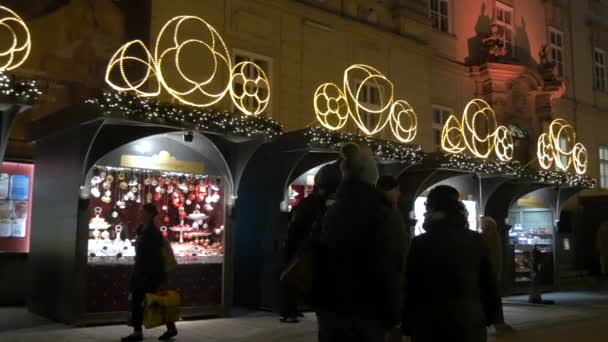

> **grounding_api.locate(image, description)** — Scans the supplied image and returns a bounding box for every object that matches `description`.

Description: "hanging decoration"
[313,64,418,143]
[105,15,270,116]
[441,99,514,161]
[87,90,283,139]
[0,6,31,72]
[0,6,39,105]
[537,119,588,175]
[304,127,423,164]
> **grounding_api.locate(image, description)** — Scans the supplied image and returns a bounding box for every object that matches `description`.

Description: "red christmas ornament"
[162,231,168,237]
[172,191,184,208]
[164,216,170,223]
[195,204,201,210]
[188,177,196,184]
[188,193,196,201]
[153,193,162,201]
[159,178,166,186]
[179,212,187,220]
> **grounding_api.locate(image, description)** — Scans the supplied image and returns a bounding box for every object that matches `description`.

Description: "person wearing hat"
[402,185,498,342]
[316,143,406,341]
[280,160,342,323]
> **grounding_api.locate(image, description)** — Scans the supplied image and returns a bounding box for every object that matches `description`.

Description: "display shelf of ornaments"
[86,167,225,264]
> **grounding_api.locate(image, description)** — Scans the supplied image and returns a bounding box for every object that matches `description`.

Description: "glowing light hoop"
[440,99,513,161]
[0,6,31,72]
[105,15,270,116]
[343,64,394,135]
[389,100,418,143]
[314,83,349,131]
[105,40,160,97]
[230,61,270,116]
[537,119,588,174]
[313,64,418,141]
[441,115,466,154]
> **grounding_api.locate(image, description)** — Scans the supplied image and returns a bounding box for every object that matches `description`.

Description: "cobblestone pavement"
[0,292,607,341]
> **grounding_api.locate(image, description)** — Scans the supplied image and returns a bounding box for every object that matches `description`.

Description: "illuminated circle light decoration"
[441,99,514,161]
[536,119,588,175]
[0,6,31,72]
[313,64,418,143]
[105,15,270,116]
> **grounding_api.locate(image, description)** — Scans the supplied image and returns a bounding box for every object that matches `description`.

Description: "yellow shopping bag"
[143,291,181,329]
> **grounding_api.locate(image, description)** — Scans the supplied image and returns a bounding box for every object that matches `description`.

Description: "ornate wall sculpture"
[441,98,514,161]
[537,118,588,175]
[313,64,418,143]
[105,15,270,116]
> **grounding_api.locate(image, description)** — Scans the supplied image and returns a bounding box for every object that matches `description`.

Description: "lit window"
[495,2,514,56]
[430,0,450,33]
[549,28,565,77]
[594,48,607,92]
[432,105,452,151]
[233,50,272,116]
[600,146,608,188]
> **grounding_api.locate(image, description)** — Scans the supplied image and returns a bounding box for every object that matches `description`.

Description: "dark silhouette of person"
[402,185,499,342]
[122,204,177,342]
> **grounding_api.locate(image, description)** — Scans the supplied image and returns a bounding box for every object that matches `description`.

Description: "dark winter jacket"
[131,223,167,292]
[316,180,406,328]
[402,217,499,342]
[284,193,326,262]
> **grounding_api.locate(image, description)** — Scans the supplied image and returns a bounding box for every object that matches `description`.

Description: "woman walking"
[122,204,177,342]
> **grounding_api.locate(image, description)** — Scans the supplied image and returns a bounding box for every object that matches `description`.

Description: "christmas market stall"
[234,64,423,310]
[27,15,281,324]
[399,99,519,237]
[0,5,40,305]
[484,119,596,294]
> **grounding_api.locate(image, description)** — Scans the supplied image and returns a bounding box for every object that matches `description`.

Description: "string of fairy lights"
[304,127,423,163]
[0,72,40,105]
[87,90,283,139]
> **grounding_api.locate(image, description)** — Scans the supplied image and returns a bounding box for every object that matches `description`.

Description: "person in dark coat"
[316,143,406,342]
[280,160,342,323]
[122,204,177,342]
[402,185,499,342]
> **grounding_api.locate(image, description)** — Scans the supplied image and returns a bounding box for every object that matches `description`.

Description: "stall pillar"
[28,121,101,322]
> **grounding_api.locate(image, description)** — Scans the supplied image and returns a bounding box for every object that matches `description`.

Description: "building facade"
[4,0,608,305]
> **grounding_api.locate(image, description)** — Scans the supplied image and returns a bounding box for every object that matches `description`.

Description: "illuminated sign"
[313,64,418,143]
[120,151,204,174]
[441,99,513,161]
[0,6,31,72]
[537,119,587,175]
[106,16,270,116]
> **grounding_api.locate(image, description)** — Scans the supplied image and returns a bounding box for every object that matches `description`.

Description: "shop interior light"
[313,64,418,143]
[105,15,270,116]
[440,99,513,161]
[536,118,588,175]
[0,6,31,72]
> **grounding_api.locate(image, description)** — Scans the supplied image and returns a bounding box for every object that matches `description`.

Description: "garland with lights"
[434,153,596,188]
[435,153,523,176]
[523,169,597,188]
[0,72,40,105]
[87,90,283,139]
[304,127,424,163]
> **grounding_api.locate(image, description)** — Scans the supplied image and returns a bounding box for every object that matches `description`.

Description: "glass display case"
[86,166,225,265]
[508,208,555,287]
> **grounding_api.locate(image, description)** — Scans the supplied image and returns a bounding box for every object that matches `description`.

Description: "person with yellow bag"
[122,204,179,342]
